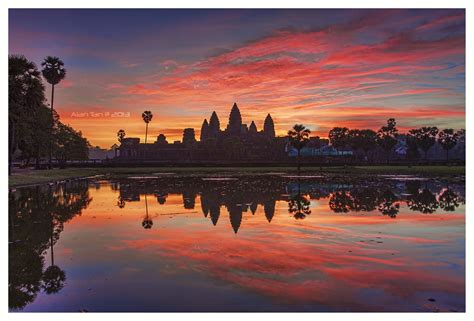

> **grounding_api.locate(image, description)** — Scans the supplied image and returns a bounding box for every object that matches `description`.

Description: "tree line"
[288,119,465,167]
[9,55,90,173]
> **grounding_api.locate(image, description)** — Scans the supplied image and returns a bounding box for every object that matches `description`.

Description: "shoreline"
[8,165,465,188]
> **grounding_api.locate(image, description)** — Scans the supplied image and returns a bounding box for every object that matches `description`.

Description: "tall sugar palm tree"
[142,111,153,144]
[288,124,311,173]
[41,56,66,169]
[117,129,126,143]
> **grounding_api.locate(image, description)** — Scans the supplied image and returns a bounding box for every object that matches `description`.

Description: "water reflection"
[9,175,465,312]
[9,181,91,310]
[288,182,311,220]
[114,176,464,228]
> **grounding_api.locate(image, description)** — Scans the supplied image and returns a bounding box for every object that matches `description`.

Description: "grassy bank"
[9,165,465,188]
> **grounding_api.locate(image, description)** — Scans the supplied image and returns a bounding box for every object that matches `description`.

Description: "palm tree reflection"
[142,194,153,229]
[41,218,66,294]
[117,196,125,208]
[288,182,311,220]
[438,188,460,212]
[329,191,353,213]
[407,184,439,214]
[378,189,400,218]
[9,181,91,310]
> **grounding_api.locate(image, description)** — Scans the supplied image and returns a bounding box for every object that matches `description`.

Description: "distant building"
[89,146,115,160]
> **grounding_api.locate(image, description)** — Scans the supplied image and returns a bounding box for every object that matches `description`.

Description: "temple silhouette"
[117,103,292,162]
[113,102,465,164]
[114,176,464,233]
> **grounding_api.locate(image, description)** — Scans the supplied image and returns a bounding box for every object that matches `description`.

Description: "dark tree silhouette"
[141,110,153,144]
[376,118,398,164]
[329,127,349,155]
[9,55,47,174]
[183,190,197,209]
[41,265,66,295]
[9,181,91,310]
[288,124,311,173]
[378,189,400,218]
[348,129,377,162]
[288,182,311,220]
[41,56,66,169]
[407,188,439,214]
[53,123,90,168]
[329,191,353,213]
[438,188,460,212]
[350,188,379,212]
[117,129,126,143]
[288,193,311,220]
[437,128,459,161]
[405,132,420,161]
[155,192,168,205]
[117,196,126,208]
[408,127,439,160]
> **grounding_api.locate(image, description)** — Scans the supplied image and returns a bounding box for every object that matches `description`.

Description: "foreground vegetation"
[9,165,465,188]
[9,55,89,174]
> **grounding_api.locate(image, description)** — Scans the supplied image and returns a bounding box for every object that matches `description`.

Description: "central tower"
[226,102,242,137]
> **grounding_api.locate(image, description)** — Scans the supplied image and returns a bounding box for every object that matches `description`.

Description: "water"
[9,174,465,312]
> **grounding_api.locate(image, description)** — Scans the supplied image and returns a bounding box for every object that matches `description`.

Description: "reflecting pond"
[9,174,465,312]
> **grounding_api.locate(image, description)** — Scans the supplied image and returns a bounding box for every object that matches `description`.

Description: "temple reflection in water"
[9,175,465,311]
[114,176,464,233]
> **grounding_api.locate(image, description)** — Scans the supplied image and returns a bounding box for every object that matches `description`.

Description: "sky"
[9,9,465,148]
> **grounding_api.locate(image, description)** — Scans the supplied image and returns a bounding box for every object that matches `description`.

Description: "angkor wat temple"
[118,103,290,162]
[115,102,465,164]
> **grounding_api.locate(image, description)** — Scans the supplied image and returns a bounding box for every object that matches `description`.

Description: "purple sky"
[9,9,465,147]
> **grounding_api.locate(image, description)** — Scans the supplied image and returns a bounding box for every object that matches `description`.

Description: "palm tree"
[117,129,126,143]
[288,124,311,173]
[41,56,66,169]
[376,118,398,164]
[142,111,153,144]
[437,128,459,162]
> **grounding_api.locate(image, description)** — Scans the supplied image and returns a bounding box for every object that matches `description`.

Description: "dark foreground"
[9,173,465,312]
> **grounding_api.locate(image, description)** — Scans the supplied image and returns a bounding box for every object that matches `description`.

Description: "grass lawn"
[9,165,465,188]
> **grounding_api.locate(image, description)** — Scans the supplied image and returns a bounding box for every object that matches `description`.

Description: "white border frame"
[1,1,470,321]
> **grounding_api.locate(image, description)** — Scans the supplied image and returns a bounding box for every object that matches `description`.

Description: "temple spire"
[227,102,242,136]
[200,119,209,141]
[249,121,258,135]
[209,111,220,138]
[264,113,275,138]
